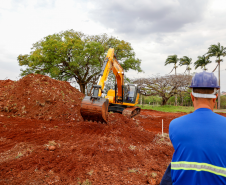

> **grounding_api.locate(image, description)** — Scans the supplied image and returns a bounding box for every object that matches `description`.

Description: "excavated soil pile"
[0,79,15,90]
[0,74,84,121]
[0,113,174,185]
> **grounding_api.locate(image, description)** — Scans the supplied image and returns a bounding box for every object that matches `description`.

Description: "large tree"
[133,74,192,105]
[194,55,212,71]
[18,30,142,94]
[206,42,226,109]
[179,56,192,75]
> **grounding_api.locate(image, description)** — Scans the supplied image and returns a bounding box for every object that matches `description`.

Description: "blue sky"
[1,0,226,91]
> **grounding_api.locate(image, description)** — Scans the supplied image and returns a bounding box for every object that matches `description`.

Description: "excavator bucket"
[80,96,109,123]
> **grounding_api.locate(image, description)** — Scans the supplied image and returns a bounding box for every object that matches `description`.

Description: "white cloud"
[88,0,210,34]
[0,0,110,80]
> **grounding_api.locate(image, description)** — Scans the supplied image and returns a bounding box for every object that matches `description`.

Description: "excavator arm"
[80,48,120,123]
[93,48,124,97]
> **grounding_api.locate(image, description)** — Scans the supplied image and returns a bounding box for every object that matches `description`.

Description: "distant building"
[222,91,226,96]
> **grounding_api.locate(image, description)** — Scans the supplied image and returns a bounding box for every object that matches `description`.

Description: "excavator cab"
[122,84,139,104]
[92,85,102,98]
[107,84,140,118]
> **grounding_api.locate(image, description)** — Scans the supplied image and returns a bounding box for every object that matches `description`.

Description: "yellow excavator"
[80,48,141,123]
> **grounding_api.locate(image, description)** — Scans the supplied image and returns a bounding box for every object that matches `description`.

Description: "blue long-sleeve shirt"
[169,108,226,185]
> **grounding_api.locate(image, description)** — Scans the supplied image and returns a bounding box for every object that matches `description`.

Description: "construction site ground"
[1,74,226,185]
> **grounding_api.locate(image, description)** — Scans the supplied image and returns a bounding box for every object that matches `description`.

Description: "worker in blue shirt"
[160,71,226,185]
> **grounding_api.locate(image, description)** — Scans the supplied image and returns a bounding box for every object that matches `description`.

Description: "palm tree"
[206,43,226,109]
[165,55,179,106]
[179,56,192,75]
[194,55,212,71]
[165,55,179,75]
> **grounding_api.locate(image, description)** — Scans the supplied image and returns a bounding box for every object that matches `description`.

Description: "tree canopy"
[18,30,142,93]
[194,55,211,71]
[206,42,226,60]
[165,55,179,74]
[179,56,192,75]
[206,42,226,109]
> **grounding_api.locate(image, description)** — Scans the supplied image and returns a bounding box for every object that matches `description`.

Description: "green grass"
[137,104,194,113]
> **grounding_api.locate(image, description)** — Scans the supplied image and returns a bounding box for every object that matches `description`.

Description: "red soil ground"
[0,74,225,185]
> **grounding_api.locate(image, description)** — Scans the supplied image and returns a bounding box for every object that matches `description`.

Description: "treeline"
[164,42,226,109]
[139,93,226,109]
[133,74,192,106]
[140,94,193,107]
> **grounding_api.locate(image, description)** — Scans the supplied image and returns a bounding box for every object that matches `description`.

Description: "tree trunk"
[142,95,144,107]
[89,86,93,96]
[79,83,86,94]
[218,61,221,109]
[140,95,142,105]
[162,97,169,105]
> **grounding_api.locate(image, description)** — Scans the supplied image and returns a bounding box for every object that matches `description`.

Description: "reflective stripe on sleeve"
[171,161,226,177]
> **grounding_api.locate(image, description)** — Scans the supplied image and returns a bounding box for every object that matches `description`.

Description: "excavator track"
[80,96,109,123]
[122,106,141,118]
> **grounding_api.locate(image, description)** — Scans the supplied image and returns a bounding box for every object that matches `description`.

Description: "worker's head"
[190,71,219,110]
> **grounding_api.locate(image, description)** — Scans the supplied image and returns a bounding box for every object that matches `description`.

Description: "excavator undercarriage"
[81,98,140,123]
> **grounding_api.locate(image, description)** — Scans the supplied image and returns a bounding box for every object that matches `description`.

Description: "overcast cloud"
[1,0,226,91]
[89,0,209,34]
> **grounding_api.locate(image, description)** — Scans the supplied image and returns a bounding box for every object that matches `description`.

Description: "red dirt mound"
[0,74,84,121]
[0,79,14,88]
[0,113,173,185]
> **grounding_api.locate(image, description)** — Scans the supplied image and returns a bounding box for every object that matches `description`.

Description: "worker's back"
[169,108,226,185]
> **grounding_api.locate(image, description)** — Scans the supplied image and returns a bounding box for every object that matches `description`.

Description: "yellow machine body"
[106,89,140,106]
[80,48,141,123]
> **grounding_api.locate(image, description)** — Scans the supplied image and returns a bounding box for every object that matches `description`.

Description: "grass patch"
[77,179,92,185]
[15,152,23,159]
[48,141,57,146]
[87,170,94,176]
[153,133,172,146]
[137,105,194,113]
[151,172,157,178]
[128,145,136,151]
[128,168,139,173]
